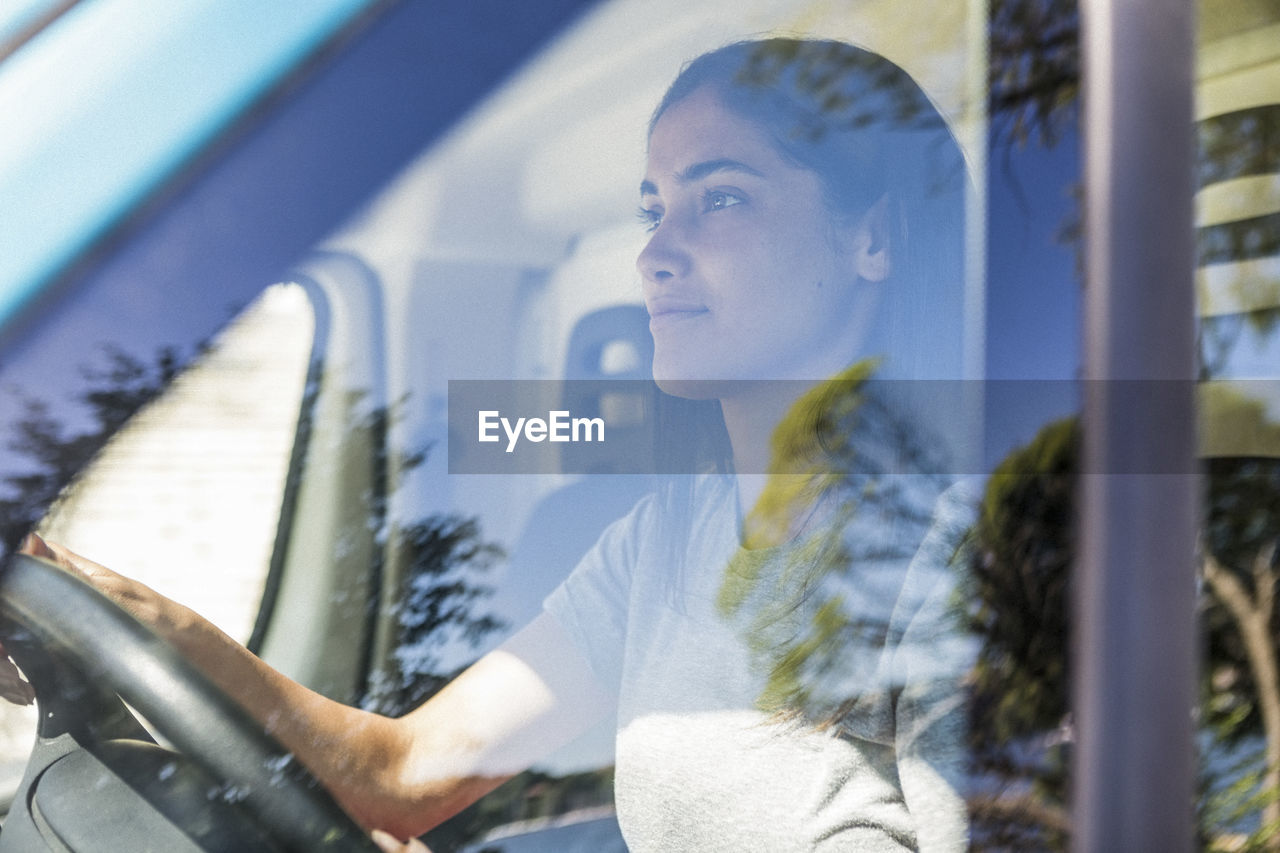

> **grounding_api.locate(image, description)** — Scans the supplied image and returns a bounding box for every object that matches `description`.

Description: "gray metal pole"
[1075,1,1198,851]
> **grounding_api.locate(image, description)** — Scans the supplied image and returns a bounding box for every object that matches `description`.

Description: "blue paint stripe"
[0,0,377,324]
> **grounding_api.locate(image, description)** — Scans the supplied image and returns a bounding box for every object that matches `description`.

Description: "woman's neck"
[720,360,879,520]
[720,381,817,517]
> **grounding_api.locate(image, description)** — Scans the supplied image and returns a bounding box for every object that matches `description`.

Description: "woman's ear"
[848,193,892,283]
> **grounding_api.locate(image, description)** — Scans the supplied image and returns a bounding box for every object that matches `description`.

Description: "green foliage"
[963,417,1076,849]
[966,417,1076,743]
[1199,386,1280,748]
[717,362,950,724]
[1198,741,1280,852]
[1201,383,1280,459]
[963,399,1280,849]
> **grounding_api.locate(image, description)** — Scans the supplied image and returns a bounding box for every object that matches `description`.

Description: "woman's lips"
[646,300,709,331]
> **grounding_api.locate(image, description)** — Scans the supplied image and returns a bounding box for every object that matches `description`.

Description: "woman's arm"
[371,829,432,851]
[14,536,614,841]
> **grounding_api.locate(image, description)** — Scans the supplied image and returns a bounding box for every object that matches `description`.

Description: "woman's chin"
[653,374,721,400]
[653,351,785,399]
[654,373,762,402]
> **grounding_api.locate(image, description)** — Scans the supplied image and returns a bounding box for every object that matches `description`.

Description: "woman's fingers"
[370,829,432,852]
[18,532,56,561]
[0,654,34,706]
[2,537,43,706]
[16,534,169,629]
[20,533,117,584]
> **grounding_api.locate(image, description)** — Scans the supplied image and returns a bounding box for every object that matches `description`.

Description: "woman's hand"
[0,534,58,706]
[4,535,609,839]
[371,829,432,852]
[0,647,34,705]
[0,533,190,707]
[16,533,188,637]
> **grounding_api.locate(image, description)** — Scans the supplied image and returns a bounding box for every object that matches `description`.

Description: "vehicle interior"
[0,0,1276,850]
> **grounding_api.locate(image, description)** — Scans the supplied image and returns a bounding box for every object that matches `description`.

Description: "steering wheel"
[0,552,383,852]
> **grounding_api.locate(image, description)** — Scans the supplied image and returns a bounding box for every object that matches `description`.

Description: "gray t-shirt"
[544,474,974,852]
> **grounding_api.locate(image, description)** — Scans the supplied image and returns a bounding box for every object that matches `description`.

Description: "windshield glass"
[6,0,1270,850]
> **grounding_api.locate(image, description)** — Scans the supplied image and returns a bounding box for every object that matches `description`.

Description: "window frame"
[1075,1,1199,850]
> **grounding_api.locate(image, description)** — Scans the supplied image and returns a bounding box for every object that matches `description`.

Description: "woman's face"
[638,86,879,397]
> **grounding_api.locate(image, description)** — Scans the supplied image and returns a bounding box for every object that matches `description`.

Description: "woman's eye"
[636,206,663,232]
[703,190,744,212]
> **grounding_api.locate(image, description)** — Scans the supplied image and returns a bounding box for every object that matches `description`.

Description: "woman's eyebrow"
[680,158,765,184]
[639,158,765,197]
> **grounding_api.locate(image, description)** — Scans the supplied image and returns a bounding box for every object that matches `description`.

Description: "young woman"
[10,37,972,852]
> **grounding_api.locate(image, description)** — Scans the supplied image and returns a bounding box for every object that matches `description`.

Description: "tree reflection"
[718,365,960,726]
[964,418,1075,849]
[981,1,1280,847]
[366,512,506,717]
[0,345,182,557]
[1200,391,1280,850]
[963,399,1280,850]
[989,0,1079,151]
[0,344,506,719]
[709,366,976,853]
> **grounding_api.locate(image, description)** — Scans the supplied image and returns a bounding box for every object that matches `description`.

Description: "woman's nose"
[636,219,690,284]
